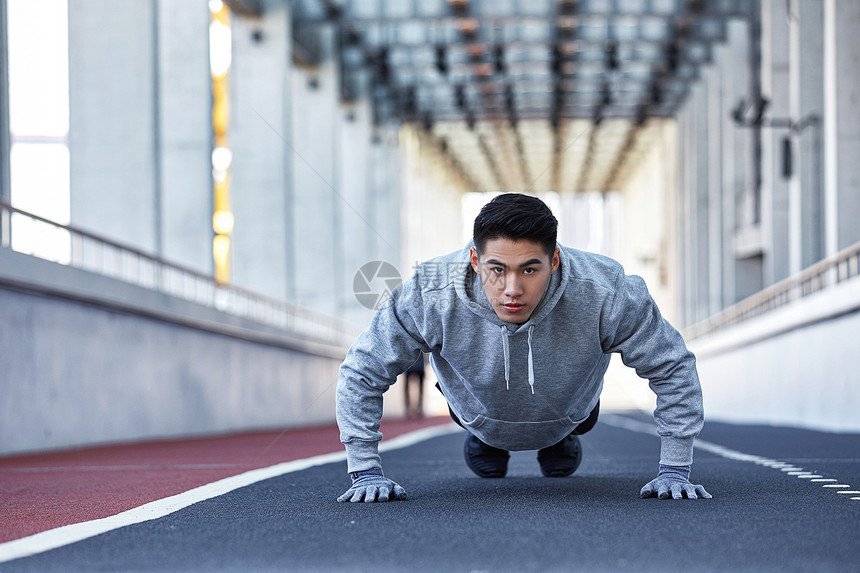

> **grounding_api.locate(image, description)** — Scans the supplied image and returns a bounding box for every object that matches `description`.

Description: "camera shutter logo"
[353,261,402,310]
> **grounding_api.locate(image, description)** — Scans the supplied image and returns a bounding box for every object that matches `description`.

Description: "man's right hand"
[337,468,408,503]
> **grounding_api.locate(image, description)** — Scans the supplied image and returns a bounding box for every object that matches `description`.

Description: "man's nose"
[504,273,523,297]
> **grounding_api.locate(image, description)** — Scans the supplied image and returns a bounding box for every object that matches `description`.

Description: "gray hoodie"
[336,244,703,473]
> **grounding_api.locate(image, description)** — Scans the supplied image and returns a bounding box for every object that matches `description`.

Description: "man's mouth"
[502,302,525,312]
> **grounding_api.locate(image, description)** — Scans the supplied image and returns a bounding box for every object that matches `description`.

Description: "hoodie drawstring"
[527,325,535,394]
[500,325,510,390]
[500,324,536,394]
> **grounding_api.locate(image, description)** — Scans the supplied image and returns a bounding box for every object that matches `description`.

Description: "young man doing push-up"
[336,193,711,503]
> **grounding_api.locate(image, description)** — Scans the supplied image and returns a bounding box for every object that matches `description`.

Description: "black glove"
[640,464,712,500]
[337,468,408,503]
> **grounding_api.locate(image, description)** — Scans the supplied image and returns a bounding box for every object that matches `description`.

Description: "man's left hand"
[640,464,712,500]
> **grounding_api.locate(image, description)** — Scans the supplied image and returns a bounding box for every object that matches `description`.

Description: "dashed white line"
[600,414,857,504]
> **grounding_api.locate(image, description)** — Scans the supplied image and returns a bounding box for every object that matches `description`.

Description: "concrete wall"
[679,1,860,330]
[668,0,860,433]
[687,276,860,432]
[0,248,348,456]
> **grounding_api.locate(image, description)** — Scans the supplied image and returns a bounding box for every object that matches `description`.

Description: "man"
[336,193,711,503]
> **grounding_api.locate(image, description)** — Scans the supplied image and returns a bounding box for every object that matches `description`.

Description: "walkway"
[1,412,858,571]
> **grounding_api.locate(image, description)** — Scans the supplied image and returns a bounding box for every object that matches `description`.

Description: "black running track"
[3,412,859,572]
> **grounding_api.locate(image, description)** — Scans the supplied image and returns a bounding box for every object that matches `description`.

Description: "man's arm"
[336,273,431,501]
[600,270,711,499]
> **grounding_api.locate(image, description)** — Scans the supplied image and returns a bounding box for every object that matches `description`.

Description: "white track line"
[0,423,461,565]
[600,413,858,501]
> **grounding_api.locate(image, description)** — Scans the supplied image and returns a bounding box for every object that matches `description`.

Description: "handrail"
[0,199,361,348]
[684,240,860,340]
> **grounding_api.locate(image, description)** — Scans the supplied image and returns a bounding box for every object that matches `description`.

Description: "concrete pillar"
[789,0,825,271]
[400,125,463,278]
[614,121,677,321]
[339,96,375,325]
[787,0,802,275]
[716,39,735,309]
[760,0,791,285]
[290,26,340,315]
[692,81,711,323]
[824,0,860,252]
[339,104,406,327]
[68,0,159,251]
[0,0,10,251]
[156,0,213,273]
[0,0,10,206]
[677,83,711,326]
[372,126,403,275]
[728,19,763,302]
[676,17,761,322]
[797,1,825,269]
[68,1,212,269]
[229,5,292,300]
[661,121,680,323]
[706,47,724,315]
[730,20,755,232]
[676,103,695,327]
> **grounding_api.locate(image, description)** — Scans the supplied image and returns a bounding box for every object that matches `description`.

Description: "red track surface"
[0,416,450,544]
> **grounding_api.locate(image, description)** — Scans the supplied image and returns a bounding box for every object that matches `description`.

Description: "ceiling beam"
[296,0,750,24]
[476,133,507,192]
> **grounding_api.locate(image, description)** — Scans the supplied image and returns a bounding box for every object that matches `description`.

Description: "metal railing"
[684,240,860,340]
[0,200,360,348]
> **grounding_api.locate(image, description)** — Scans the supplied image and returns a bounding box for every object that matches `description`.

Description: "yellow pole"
[210,2,232,285]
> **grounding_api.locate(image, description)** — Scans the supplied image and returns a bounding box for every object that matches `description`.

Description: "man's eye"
[491,267,504,274]
[523,268,535,275]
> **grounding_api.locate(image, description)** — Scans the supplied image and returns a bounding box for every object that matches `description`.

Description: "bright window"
[7,0,70,262]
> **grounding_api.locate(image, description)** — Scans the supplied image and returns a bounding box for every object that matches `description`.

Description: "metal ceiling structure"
[285,0,756,194]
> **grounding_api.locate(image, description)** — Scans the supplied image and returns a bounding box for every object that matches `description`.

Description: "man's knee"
[572,400,600,435]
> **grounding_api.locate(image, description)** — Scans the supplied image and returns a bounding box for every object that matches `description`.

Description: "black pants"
[438,383,600,446]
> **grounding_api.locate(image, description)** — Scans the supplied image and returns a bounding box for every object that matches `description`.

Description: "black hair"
[473,193,558,258]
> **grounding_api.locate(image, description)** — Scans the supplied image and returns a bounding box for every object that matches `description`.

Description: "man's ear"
[469,247,480,274]
[551,247,560,274]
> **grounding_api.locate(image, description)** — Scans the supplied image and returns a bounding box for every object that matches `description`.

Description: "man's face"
[470,238,560,324]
